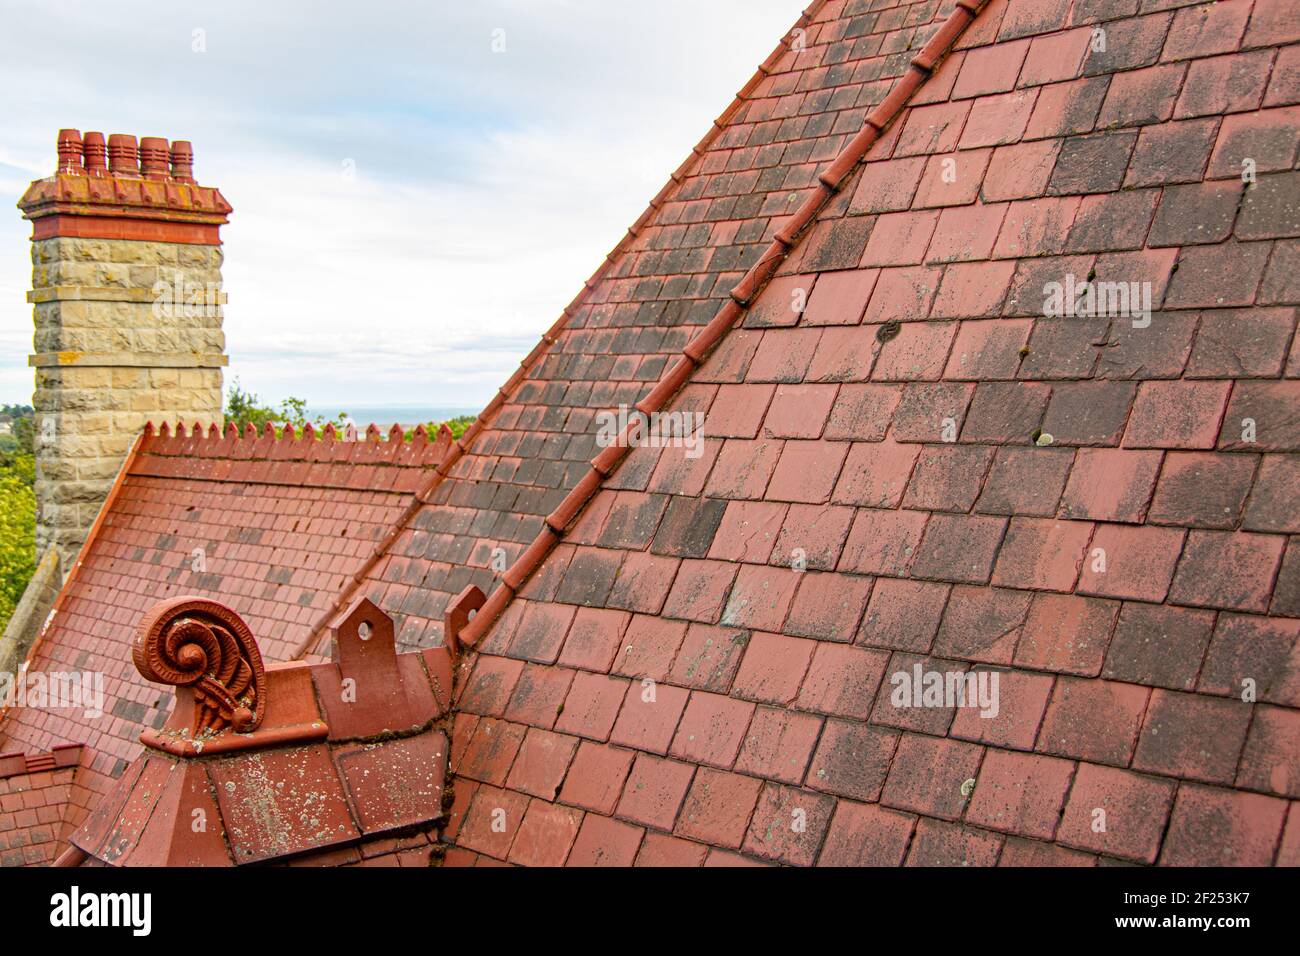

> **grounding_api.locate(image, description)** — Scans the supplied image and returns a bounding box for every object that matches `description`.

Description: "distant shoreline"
[308,405,480,428]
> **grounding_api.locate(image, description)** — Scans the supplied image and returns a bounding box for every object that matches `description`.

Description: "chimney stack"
[16,129,232,566]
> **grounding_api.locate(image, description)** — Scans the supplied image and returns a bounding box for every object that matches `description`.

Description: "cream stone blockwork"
[28,236,226,563]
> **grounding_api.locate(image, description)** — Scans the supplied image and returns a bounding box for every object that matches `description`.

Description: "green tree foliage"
[0,471,36,630]
[0,405,35,632]
[223,380,349,435]
[406,415,475,441]
[440,415,475,440]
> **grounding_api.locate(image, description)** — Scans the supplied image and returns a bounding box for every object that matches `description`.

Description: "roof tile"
[1176,48,1272,118]
[860,209,940,266]
[1238,704,1300,797]
[881,732,984,820]
[1133,689,1252,784]
[960,381,1049,442]
[1198,612,1300,707]
[742,782,835,865]
[1147,450,1256,529]
[616,751,696,830]
[992,517,1093,591]
[1096,62,1185,128]
[905,817,1003,866]
[1160,783,1287,866]
[734,706,823,785]
[933,584,1030,664]
[785,570,873,640]
[1024,76,1109,139]
[1076,523,1185,602]
[952,38,1030,98]
[1243,455,1300,533]
[669,692,755,768]
[1122,380,1232,448]
[557,742,634,814]
[1126,118,1219,187]
[967,748,1074,839]
[1019,26,1092,87]
[982,139,1062,201]
[1102,603,1215,691]
[1056,763,1175,863]
[1060,448,1161,523]
[818,799,916,865]
[674,767,762,848]
[910,513,1008,584]
[1039,676,1149,764]
[554,671,628,741]
[949,668,1054,749]
[975,446,1073,516]
[567,813,644,866]
[1169,529,1285,612]
[1015,592,1119,675]
[507,800,583,867]
[504,729,579,801]
[840,507,929,576]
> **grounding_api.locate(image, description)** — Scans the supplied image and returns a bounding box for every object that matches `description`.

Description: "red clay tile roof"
[0,744,92,866]
[65,597,452,866]
[11,0,1300,868]
[438,0,1300,866]
[0,422,450,797]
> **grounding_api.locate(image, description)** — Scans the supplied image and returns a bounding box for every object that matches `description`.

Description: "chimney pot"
[83,132,108,175]
[170,140,195,183]
[56,129,84,175]
[107,133,140,176]
[139,136,169,180]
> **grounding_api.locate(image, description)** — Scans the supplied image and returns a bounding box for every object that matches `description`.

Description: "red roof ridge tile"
[285,3,833,661]
[139,418,451,467]
[0,743,84,779]
[455,0,995,648]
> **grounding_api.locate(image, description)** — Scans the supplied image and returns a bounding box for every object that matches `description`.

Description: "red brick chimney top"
[17,128,232,244]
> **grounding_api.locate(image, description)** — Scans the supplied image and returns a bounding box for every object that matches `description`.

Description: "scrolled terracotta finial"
[57,129,84,174]
[170,140,195,183]
[82,132,107,175]
[133,597,267,738]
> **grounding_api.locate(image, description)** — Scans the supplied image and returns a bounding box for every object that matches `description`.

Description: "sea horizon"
[307,404,481,428]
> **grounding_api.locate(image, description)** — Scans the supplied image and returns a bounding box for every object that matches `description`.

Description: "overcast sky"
[0,0,800,411]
